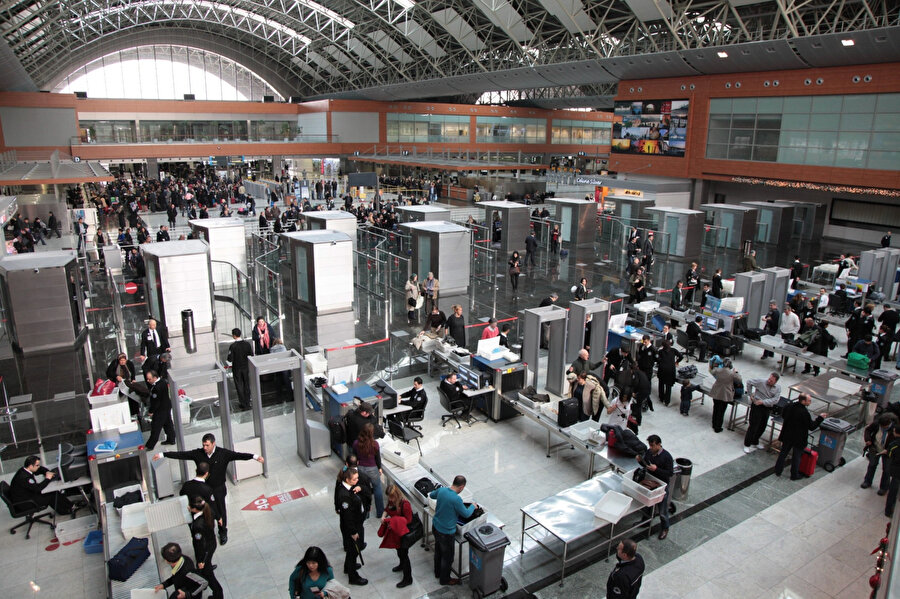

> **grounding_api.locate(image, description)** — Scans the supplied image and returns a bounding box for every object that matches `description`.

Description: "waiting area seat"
[0,481,55,540]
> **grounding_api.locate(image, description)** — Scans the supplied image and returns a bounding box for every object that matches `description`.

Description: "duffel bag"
[107,536,150,582]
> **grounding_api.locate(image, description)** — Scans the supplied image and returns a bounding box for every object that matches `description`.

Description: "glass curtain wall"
[475,116,546,143]
[386,113,469,143]
[550,119,612,145]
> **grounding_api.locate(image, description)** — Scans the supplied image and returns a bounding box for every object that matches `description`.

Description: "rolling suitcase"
[799,448,818,477]
[557,398,580,428]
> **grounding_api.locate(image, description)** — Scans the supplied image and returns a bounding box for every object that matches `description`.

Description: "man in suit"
[10,455,73,515]
[154,433,263,545]
[641,232,654,269]
[180,462,220,523]
[74,216,87,252]
[684,262,700,305]
[671,280,685,311]
[336,468,368,585]
[226,328,253,411]
[140,318,170,360]
[761,301,781,359]
[774,393,826,480]
[142,352,171,382]
[524,231,538,267]
[145,369,176,450]
[686,316,708,361]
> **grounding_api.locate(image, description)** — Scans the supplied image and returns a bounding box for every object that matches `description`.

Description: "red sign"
[124,282,138,294]
[242,488,309,511]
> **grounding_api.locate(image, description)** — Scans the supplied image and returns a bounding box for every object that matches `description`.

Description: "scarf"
[257,324,270,349]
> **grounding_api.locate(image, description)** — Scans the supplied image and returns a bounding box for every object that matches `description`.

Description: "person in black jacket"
[711,269,723,299]
[604,346,635,385]
[345,402,379,447]
[180,463,220,524]
[154,433,264,545]
[641,232,654,269]
[684,262,700,306]
[226,328,253,410]
[9,455,73,514]
[884,429,900,517]
[631,367,652,424]
[686,316,708,361]
[656,341,682,407]
[139,318,170,359]
[106,352,137,383]
[606,538,644,599]
[761,301,781,359]
[670,280,685,311]
[187,497,224,599]
[399,378,427,411]
[336,468,369,585]
[638,435,674,539]
[636,336,657,384]
[154,543,208,599]
[335,455,374,519]
[524,231,538,266]
[774,393,826,480]
[145,369,175,450]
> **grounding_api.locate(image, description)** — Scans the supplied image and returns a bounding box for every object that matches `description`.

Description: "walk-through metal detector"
[167,364,232,485]
[245,353,299,479]
[566,298,610,363]
[523,305,568,396]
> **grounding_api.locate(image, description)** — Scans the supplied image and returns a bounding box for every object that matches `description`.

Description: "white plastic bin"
[567,420,600,441]
[621,470,667,507]
[121,502,151,539]
[381,442,419,469]
[593,491,632,523]
[56,513,97,543]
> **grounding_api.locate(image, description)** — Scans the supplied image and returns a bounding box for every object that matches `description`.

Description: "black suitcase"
[108,536,150,581]
[557,398,579,428]
[327,417,345,445]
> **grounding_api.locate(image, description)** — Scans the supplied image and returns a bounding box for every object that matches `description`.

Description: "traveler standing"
[429,475,476,586]
[378,484,414,588]
[227,328,253,411]
[709,359,741,433]
[352,424,384,518]
[187,497,224,599]
[743,372,782,453]
[637,436,674,539]
[774,393,826,480]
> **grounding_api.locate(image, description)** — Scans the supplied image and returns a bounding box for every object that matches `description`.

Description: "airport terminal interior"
[0,1,899,598]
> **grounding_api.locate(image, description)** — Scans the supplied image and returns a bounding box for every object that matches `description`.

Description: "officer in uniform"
[336,467,368,586]
[180,462,220,523]
[606,538,645,598]
[10,455,73,515]
[145,369,175,450]
[187,497,224,599]
[154,433,263,545]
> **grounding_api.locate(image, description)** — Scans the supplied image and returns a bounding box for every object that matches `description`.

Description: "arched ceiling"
[2,0,898,104]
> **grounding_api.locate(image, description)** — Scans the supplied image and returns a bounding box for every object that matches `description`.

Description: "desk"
[43,475,94,514]
[427,346,469,377]
[653,306,696,327]
[470,356,526,421]
[502,396,634,477]
[383,404,412,418]
[520,472,654,586]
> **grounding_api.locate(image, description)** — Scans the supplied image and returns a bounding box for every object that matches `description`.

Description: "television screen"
[612,99,690,157]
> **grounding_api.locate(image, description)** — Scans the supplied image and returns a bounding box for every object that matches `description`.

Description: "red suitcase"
[799,448,818,477]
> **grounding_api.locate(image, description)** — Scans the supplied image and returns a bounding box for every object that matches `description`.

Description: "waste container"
[181,309,196,354]
[671,458,693,502]
[817,417,854,472]
[465,523,510,598]
[870,370,900,408]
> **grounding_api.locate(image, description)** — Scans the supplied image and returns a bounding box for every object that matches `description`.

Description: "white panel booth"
[188,218,247,287]
[280,230,354,313]
[141,240,215,335]
[304,211,358,250]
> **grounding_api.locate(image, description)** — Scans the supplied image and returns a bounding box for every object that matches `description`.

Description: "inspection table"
[520,471,655,586]
[502,396,636,477]
[788,371,863,415]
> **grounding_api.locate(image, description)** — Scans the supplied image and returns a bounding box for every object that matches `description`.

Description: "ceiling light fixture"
[717,51,728,58]
[841,39,855,47]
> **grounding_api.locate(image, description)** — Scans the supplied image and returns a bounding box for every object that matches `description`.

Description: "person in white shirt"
[780,305,801,340]
[816,288,830,313]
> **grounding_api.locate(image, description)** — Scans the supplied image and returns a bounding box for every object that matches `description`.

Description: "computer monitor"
[704,316,719,331]
[457,365,482,389]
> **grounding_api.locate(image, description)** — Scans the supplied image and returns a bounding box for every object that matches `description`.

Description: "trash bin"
[465,523,510,598]
[870,370,900,408]
[671,458,693,502]
[817,417,854,472]
[181,309,196,354]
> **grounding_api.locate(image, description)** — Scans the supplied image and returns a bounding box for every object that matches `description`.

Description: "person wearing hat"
[345,401,379,448]
[227,328,253,411]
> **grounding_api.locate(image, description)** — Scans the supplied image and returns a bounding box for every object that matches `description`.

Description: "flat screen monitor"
[476,336,500,357]
[609,313,628,330]
[704,317,719,331]
[457,365,482,389]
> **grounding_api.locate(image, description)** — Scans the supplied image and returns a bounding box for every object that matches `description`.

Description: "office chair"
[0,481,55,540]
[387,418,423,456]
[405,403,426,431]
[676,329,698,361]
[438,388,467,429]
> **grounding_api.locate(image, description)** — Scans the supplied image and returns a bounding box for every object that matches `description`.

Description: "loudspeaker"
[263,95,275,103]
[183,94,195,100]
[74,91,87,99]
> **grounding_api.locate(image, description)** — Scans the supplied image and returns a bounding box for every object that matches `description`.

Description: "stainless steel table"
[788,371,863,414]
[502,396,635,476]
[520,471,654,586]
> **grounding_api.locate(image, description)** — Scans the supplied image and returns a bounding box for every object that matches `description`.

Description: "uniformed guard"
[336,467,369,586]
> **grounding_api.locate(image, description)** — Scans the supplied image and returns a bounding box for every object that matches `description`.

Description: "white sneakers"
[743,446,753,454]
[756,443,766,450]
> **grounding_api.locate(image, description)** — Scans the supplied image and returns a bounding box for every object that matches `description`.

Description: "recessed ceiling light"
[841,39,855,47]
[717,51,728,58]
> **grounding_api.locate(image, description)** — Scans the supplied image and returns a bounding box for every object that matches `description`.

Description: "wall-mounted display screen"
[612,99,690,157]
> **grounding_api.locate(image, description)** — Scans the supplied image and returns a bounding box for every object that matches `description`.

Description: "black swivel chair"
[405,403,426,431]
[676,329,698,361]
[0,481,55,540]
[387,418,423,456]
[439,388,468,429]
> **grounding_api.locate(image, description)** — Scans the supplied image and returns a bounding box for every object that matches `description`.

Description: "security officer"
[180,463,220,523]
[397,377,427,417]
[144,369,175,450]
[187,497,224,599]
[154,433,264,545]
[139,318,170,359]
[336,467,368,586]
[10,455,73,515]
[606,538,645,598]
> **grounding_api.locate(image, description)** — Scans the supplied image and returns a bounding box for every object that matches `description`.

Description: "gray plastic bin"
[672,458,693,501]
[817,417,854,472]
[465,523,510,598]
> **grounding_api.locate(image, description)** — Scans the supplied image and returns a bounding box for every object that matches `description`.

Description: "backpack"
[677,364,698,380]
[824,329,837,350]
[414,477,440,498]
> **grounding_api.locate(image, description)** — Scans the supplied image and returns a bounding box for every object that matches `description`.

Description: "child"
[679,378,702,416]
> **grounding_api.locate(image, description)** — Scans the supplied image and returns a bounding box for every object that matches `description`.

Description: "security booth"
[566,298,610,363]
[547,198,596,249]
[740,201,795,247]
[304,210,358,249]
[396,204,451,223]
[141,240,215,335]
[0,251,87,354]
[733,271,768,328]
[645,207,704,259]
[761,266,791,308]
[399,221,470,295]
[280,230,354,313]
[611,196,655,222]
[523,305,568,396]
[188,218,247,283]
[859,248,900,297]
[480,200,531,254]
[700,204,758,250]
[774,200,825,242]
[166,364,237,485]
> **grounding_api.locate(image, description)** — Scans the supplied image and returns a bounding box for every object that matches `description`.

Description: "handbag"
[510,265,520,275]
[400,513,424,549]
[632,467,647,483]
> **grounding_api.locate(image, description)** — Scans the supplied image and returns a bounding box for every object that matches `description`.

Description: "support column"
[272,155,283,179]
[146,158,159,180]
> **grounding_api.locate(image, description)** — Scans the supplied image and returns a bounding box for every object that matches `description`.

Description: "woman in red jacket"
[378,484,414,588]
